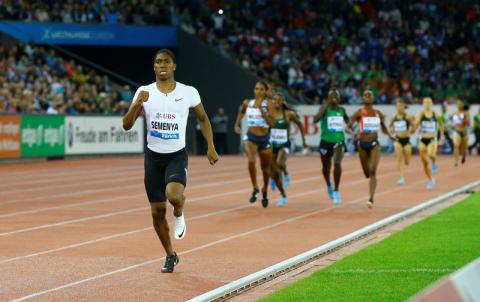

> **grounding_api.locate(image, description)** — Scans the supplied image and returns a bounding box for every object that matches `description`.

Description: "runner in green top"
[314,88,349,204]
[440,104,453,150]
[270,92,307,206]
[468,108,480,155]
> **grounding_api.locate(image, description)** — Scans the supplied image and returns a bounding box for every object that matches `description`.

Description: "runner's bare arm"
[260,98,275,127]
[389,115,395,133]
[379,111,396,141]
[192,103,219,165]
[234,100,249,134]
[289,111,308,148]
[411,112,422,134]
[436,112,445,142]
[313,99,330,123]
[123,91,149,130]
[345,110,359,137]
[408,114,415,132]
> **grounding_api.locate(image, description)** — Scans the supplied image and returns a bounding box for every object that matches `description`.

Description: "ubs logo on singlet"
[155,112,176,120]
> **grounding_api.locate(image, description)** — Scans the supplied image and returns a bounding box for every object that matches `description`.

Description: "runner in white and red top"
[346,90,395,208]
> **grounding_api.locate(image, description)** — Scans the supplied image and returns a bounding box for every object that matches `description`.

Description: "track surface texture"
[1,154,478,301]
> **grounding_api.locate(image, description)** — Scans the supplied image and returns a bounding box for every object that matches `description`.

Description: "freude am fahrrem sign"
[65,116,144,154]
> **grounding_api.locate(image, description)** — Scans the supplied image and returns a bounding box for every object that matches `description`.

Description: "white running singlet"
[133,82,201,154]
[246,99,269,128]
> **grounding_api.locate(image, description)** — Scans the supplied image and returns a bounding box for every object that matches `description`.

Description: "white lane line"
[0,157,224,181]
[329,268,454,273]
[6,177,423,302]
[0,158,338,216]
[0,160,248,195]
[1,163,139,177]
[0,159,409,235]
[0,165,140,185]
[0,157,317,205]
[0,208,147,237]
[0,187,329,264]
[8,162,477,301]
[0,174,326,235]
[0,159,390,216]
[0,161,425,260]
[0,167,248,206]
[0,194,144,219]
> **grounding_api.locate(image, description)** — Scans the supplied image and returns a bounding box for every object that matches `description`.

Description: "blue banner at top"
[0,21,177,47]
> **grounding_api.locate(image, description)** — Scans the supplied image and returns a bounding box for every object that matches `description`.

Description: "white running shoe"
[173,213,186,240]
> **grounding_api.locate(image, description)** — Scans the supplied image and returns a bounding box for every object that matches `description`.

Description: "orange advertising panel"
[0,115,21,158]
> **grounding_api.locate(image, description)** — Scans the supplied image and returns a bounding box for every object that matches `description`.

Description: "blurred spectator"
[212,107,229,154]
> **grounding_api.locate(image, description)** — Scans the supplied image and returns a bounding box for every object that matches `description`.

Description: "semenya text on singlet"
[150,121,180,140]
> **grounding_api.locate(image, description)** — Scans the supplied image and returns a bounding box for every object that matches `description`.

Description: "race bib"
[149,111,180,140]
[327,116,344,132]
[362,117,380,133]
[270,128,288,145]
[393,120,407,132]
[421,121,436,133]
[452,114,464,126]
[246,107,267,127]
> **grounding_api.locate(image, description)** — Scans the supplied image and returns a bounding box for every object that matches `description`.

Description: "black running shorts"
[144,147,188,203]
[358,140,379,156]
[245,131,271,151]
[396,137,411,147]
[319,140,344,157]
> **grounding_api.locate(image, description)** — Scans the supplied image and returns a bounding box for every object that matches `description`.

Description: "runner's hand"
[207,147,219,165]
[135,91,149,104]
[234,124,241,134]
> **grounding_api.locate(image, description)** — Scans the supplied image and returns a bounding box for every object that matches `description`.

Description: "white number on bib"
[362,117,380,133]
[270,128,288,145]
[421,121,436,133]
[327,116,344,132]
[393,120,407,132]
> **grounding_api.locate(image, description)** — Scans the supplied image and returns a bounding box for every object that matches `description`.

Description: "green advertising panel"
[21,115,65,157]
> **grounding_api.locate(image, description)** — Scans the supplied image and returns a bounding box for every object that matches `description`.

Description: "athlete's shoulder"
[176,82,198,93]
[142,82,157,91]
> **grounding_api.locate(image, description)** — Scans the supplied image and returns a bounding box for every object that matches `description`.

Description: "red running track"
[0,154,478,301]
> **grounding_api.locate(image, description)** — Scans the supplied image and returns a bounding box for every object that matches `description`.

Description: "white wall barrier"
[65,116,144,155]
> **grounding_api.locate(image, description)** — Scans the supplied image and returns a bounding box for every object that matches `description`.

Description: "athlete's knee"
[151,203,167,219]
[368,167,376,177]
[166,189,184,205]
[334,162,341,171]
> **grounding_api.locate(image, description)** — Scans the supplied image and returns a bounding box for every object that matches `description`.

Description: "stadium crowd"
[198,1,480,104]
[0,43,132,114]
[1,0,480,106]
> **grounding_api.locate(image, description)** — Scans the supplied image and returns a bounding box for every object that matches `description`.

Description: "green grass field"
[262,192,480,302]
